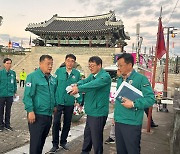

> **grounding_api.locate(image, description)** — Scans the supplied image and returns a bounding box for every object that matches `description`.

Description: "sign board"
[12,42,20,48]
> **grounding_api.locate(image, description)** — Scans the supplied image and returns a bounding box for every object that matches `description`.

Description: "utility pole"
[136,23,140,64]
[175,56,179,74]
[0,16,3,26]
[161,26,177,112]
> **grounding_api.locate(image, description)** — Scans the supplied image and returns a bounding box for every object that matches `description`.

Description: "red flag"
[156,17,166,59]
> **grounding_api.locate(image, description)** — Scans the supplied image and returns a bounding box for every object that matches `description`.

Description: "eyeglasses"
[66,59,75,63]
[88,64,98,68]
[116,64,127,69]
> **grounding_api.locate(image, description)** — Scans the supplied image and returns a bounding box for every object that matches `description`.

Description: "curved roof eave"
[27,27,121,34]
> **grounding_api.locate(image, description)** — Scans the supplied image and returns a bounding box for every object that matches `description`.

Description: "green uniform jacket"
[0,68,17,97]
[23,68,57,116]
[114,69,156,126]
[77,69,111,117]
[55,67,81,106]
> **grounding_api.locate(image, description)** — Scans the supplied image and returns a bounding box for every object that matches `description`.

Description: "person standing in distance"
[23,55,57,154]
[114,53,156,154]
[0,58,17,132]
[49,54,81,153]
[19,69,27,87]
[70,56,111,154]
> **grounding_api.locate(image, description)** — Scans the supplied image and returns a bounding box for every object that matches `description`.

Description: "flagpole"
[147,44,157,132]
[147,7,162,132]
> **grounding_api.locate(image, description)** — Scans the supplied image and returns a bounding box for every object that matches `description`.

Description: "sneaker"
[60,144,69,151]
[151,123,158,128]
[4,126,13,131]
[0,126,4,132]
[105,137,115,144]
[48,146,59,154]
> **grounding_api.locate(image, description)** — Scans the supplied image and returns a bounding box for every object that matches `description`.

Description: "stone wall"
[12,47,115,80]
[0,55,25,70]
[32,46,115,56]
[170,87,180,154]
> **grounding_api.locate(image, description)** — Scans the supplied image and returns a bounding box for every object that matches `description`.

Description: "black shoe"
[105,137,115,144]
[48,146,59,154]
[60,144,69,151]
[151,123,158,127]
[4,126,13,131]
[0,126,4,132]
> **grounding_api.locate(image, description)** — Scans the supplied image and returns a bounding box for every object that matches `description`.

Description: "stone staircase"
[12,47,114,80]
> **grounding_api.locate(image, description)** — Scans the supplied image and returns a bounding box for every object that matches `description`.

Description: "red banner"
[156,18,166,59]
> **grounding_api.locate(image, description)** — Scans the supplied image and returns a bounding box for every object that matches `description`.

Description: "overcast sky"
[0,0,179,55]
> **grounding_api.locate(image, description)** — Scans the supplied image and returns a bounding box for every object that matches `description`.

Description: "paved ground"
[55,105,174,154]
[0,85,175,154]
[0,87,29,154]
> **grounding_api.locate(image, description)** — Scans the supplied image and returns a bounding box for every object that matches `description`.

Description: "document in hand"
[114,81,143,102]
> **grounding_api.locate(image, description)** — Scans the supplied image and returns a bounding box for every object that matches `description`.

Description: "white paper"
[66,86,80,98]
[13,95,19,102]
[114,81,143,99]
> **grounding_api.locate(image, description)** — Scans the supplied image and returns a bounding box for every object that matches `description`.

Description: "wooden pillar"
[106,41,109,48]
[89,40,92,47]
[58,38,60,47]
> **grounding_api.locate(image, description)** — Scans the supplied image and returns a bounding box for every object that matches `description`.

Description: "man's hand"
[121,97,134,108]
[74,102,80,107]
[28,112,36,124]
[53,107,57,113]
[70,85,79,95]
[112,118,115,125]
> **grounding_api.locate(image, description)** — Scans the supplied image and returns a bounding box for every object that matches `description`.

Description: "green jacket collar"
[2,68,12,73]
[37,68,52,79]
[62,67,76,76]
[92,68,105,79]
[119,69,137,81]
[126,69,137,80]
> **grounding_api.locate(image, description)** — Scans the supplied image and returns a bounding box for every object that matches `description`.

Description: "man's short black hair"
[65,54,76,61]
[3,58,12,63]
[117,53,134,66]
[39,55,53,62]
[89,56,102,66]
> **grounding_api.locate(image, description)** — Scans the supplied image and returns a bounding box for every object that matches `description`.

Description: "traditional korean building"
[25,11,130,48]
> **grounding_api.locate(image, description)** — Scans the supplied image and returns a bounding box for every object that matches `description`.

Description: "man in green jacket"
[70,56,111,154]
[114,53,156,154]
[49,54,81,153]
[23,55,57,154]
[0,58,17,132]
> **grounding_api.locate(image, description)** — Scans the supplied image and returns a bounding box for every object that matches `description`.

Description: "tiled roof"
[26,11,123,33]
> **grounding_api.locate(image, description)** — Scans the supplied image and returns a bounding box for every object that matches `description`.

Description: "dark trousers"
[81,115,107,154]
[20,80,25,87]
[115,122,142,154]
[144,108,154,124]
[28,114,52,154]
[52,105,74,147]
[0,97,13,127]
